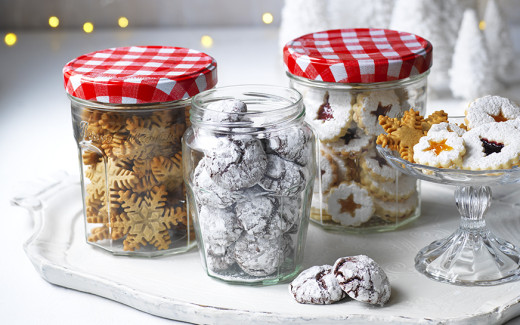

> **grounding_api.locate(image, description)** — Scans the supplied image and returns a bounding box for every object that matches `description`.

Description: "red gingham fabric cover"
[63,46,217,104]
[284,29,432,83]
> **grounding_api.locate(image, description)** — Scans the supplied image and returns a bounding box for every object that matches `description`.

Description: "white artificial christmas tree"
[442,0,479,67]
[483,0,515,81]
[449,9,499,100]
[328,0,395,30]
[278,0,328,51]
[389,0,451,92]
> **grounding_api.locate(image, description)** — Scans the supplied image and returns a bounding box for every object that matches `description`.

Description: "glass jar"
[284,29,432,232]
[183,85,316,285]
[63,46,217,256]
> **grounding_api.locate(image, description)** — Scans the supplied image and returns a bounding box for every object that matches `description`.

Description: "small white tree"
[328,0,395,30]
[278,0,328,51]
[449,9,499,100]
[483,0,515,81]
[390,0,451,92]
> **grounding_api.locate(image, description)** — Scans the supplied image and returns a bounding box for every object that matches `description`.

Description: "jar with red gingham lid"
[63,45,217,256]
[284,28,432,232]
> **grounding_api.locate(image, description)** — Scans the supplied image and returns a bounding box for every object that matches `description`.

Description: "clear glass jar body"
[288,72,429,232]
[70,96,195,256]
[183,85,316,285]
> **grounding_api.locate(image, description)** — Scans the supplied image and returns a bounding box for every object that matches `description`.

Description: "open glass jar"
[284,29,432,232]
[63,46,217,256]
[183,85,316,284]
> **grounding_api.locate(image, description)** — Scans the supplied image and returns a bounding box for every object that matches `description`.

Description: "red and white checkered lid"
[284,29,432,84]
[63,46,217,104]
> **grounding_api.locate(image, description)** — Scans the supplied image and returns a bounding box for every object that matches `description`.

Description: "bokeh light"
[262,12,274,24]
[49,16,60,28]
[118,17,129,28]
[479,20,486,30]
[83,22,94,33]
[4,33,17,46]
[201,35,213,48]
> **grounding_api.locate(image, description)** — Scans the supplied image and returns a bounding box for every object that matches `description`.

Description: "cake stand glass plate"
[377,145,520,286]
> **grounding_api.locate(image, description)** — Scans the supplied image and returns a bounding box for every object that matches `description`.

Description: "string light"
[201,35,213,48]
[262,12,274,25]
[118,16,129,28]
[48,16,59,28]
[83,22,94,33]
[4,33,17,46]
[479,20,486,30]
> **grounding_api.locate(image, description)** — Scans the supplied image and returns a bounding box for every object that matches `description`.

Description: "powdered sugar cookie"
[375,192,419,222]
[266,125,313,166]
[192,158,240,208]
[360,148,400,182]
[333,255,391,306]
[353,91,401,137]
[234,233,283,277]
[259,154,307,196]
[462,122,520,170]
[205,136,267,191]
[465,95,520,129]
[235,195,282,237]
[327,181,374,227]
[327,124,372,158]
[321,144,360,183]
[317,149,339,193]
[290,265,346,305]
[360,171,417,201]
[198,205,243,255]
[202,99,247,123]
[413,130,466,168]
[428,122,466,136]
[307,91,354,142]
[205,243,236,272]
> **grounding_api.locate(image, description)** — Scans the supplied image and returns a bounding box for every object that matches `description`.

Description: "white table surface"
[2,26,520,325]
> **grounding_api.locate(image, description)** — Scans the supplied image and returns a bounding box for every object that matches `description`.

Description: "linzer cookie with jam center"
[285,28,431,231]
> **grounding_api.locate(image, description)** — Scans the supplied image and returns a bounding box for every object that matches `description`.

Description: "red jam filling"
[317,102,334,121]
[481,138,504,156]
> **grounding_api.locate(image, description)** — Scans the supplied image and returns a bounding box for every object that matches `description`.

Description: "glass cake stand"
[377,145,520,286]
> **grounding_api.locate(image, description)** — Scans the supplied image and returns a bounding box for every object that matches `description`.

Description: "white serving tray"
[16,174,520,324]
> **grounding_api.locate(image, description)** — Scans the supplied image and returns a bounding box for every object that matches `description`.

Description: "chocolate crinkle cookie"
[202,99,248,123]
[259,154,306,196]
[234,233,284,277]
[235,195,282,237]
[266,126,312,166]
[333,255,391,306]
[192,158,241,208]
[206,136,267,191]
[198,205,243,252]
[289,265,346,305]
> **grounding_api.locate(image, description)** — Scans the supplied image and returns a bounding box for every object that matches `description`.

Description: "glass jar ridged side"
[71,97,195,256]
[283,28,433,232]
[289,74,428,232]
[63,45,217,256]
[183,85,316,285]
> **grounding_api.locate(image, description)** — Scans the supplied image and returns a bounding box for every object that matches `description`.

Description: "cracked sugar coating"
[202,99,248,123]
[192,158,240,208]
[235,195,282,237]
[259,154,307,196]
[290,265,346,305]
[266,125,312,166]
[198,205,243,255]
[333,255,391,306]
[205,243,236,272]
[206,136,267,191]
[275,196,301,233]
[234,233,284,277]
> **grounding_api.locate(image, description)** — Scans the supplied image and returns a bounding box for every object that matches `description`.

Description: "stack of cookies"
[79,106,190,253]
[296,87,422,229]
